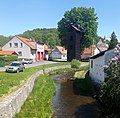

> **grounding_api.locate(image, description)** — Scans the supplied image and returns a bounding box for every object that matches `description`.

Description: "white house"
[36,42,44,61]
[2,36,37,62]
[50,46,67,60]
[97,38,109,52]
[89,48,116,84]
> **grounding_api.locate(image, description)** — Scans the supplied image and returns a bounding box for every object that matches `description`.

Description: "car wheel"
[21,69,24,72]
[16,69,19,73]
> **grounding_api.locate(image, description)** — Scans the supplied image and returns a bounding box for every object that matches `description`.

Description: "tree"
[109,32,118,49]
[0,35,10,47]
[99,44,120,117]
[58,7,98,51]
[20,28,61,48]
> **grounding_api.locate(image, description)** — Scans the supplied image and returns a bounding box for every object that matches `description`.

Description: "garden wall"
[0,65,71,118]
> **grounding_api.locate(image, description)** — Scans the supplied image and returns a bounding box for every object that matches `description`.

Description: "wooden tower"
[67,25,81,61]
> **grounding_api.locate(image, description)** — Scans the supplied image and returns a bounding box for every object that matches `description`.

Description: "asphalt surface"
[0,60,58,72]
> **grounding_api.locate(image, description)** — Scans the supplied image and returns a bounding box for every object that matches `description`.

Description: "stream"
[51,73,101,118]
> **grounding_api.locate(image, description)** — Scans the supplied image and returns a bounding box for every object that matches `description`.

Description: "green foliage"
[0,35,11,47]
[99,44,120,117]
[105,39,110,45]
[58,7,98,51]
[100,78,120,117]
[14,75,55,118]
[71,59,81,68]
[74,71,86,79]
[20,28,61,48]
[0,55,18,66]
[0,62,69,98]
[109,32,118,49]
[73,71,95,96]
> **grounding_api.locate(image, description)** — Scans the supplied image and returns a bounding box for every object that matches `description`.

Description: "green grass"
[49,63,89,75]
[0,62,69,99]
[14,75,55,118]
[73,71,95,96]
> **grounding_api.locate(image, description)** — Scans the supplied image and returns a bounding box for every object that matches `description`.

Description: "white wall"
[61,54,67,60]
[2,37,36,60]
[104,49,115,65]
[90,55,105,83]
[94,47,100,55]
[51,48,61,59]
[37,44,44,52]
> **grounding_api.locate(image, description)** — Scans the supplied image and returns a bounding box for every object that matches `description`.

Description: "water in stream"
[51,73,100,118]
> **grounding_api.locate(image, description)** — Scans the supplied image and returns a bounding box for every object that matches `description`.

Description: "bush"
[99,44,120,117]
[0,55,18,66]
[71,59,81,68]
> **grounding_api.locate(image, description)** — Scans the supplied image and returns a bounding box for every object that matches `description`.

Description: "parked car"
[22,58,33,64]
[5,61,25,73]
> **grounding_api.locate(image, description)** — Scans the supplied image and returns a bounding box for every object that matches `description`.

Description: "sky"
[0,0,120,41]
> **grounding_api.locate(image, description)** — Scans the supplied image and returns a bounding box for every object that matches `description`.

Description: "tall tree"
[109,32,118,49]
[58,7,98,51]
[0,35,10,47]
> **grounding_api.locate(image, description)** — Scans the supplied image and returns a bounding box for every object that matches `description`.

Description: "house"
[81,45,100,61]
[67,25,81,61]
[44,44,51,60]
[36,42,44,61]
[97,38,109,52]
[89,48,116,84]
[2,36,37,62]
[50,46,67,60]
[0,50,17,55]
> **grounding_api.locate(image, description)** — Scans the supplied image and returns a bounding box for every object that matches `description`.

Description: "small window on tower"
[70,36,73,41]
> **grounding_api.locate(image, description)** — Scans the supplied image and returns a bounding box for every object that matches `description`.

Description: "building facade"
[2,36,37,62]
[67,25,81,61]
[89,48,116,83]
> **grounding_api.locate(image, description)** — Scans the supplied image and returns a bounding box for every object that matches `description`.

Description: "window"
[70,36,73,41]
[18,51,22,56]
[9,43,12,47]
[63,54,66,57]
[31,49,35,55]
[20,43,23,47]
[14,43,18,48]
[91,60,93,68]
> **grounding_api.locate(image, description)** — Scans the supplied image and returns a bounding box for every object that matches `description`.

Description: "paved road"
[0,60,58,72]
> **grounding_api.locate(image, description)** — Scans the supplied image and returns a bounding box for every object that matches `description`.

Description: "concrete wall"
[0,65,71,118]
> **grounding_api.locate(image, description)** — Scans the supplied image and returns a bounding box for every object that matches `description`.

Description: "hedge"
[0,55,18,67]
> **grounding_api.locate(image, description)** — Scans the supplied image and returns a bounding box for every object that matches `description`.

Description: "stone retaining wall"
[0,65,71,118]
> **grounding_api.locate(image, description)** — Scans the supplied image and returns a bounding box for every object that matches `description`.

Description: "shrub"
[71,59,81,68]
[0,55,18,66]
[99,44,120,117]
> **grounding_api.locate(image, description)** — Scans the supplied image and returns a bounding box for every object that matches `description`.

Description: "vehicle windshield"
[24,59,31,61]
[10,63,20,66]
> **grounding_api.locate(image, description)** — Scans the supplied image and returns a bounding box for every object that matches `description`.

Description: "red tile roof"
[16,36,37,50]
[56,46,67,54]
[0,50,17,55]
[82,45,96,55]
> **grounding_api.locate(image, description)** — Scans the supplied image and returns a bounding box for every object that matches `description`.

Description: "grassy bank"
[73,71,95,96]
[14,75,55,118]
[0,62,69,98]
